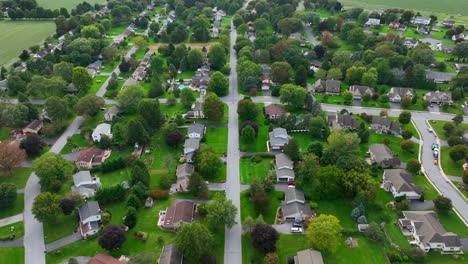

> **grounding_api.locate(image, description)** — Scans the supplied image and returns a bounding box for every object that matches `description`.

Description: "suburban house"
[183,138,200,163]
[334,113,360,130]
[368,144,401,168]
[92,123,112,142]
[424,91,452,105]
[158,244,183,264]
[442,20,455,28]
[348,85,375,99]
[389,22,407,31]
[159,200,195,231]
[365,18,381,26]
[187,123,205,139]
[88,253,128,264]
[293,249,324,264]
[416,25,430,35]
[383,169,422,200]
[132,66,147,81]
[185,103,205,119]
[71,171,101,198]
[78,201,101,237]
[22,119,43,134]
[76,147,112,170]
[289,33,306,46]
[425,71,456,83]
[313,79,341,95]
[452,33,468,41]
[173,163,194,192]
[104,106,120,122]
[268,128,289,150]
[387,87,414,103]
[264,104,289,120]
[275,153,295,182]
[403,38,419,49]
[281,189,312,221]
[399,211,462,253]
[86,60,103,77]
[411,16,431,26]
[371,116,401,135]
[439,44,455,53]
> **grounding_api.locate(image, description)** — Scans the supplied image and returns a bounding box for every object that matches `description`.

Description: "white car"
[291,227,303,233]
[427,128,433,133]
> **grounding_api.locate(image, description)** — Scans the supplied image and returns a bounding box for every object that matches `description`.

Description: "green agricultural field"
[0,21,55,65]
[37,0,105,10]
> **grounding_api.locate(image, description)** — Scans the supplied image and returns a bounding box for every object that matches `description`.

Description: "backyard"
[239,104,269,153]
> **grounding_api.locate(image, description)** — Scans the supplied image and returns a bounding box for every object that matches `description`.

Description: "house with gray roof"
[365,18,381,26]
[369,144,401,168]
[411,16,431,26]
[71,171,101,198]
[187,123,205,139]
[174,163,194,192]
[92,123,112,142]
[158,244,183,264]
[371,116,401,135]
[104,106,120,122]
[383,169,422,199]
[424,91,452,105]
[183,138,200,163]
[337,114,359,130]
[425,71,456,83]
[387,87,414,103]
[269,128,289,150]
[399,211,461,252]
[348,85,375,99]
[185,103,205,119]
[281,189,312,221]
[403,38,419,49]
[293,249,324,264]
[78,201,101,237]
[275,153,295,182]
[86,60,103,77]
[313,79,341,95]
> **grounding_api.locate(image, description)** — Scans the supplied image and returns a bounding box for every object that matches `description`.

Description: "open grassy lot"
[438,211,468,238]
[316,200,355,229]
[440,146,464,177]
[0,194,24,219]
[0,247,24,264]
[292,132,326,152]
[43,214,76,244]
[0,168,32,189]
[37,0,105,10]
[0,21,55,65]
[0,221,24,238]
[240,190,283,224]
[323,236,387,264]
[205,127,228,155]
[240,156,273,184]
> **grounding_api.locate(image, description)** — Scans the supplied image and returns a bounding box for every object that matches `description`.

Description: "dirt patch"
[148,42,214,52]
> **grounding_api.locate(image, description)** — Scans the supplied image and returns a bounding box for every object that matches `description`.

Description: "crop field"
[0,21,55,65]
[340,0,468,24]
[37,0,105,10]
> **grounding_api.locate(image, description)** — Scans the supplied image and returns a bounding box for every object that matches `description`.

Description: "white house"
[92,123,112,142]
[78,201,101,237]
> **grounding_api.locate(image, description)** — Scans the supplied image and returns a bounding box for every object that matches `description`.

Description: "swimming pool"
[178,85,190,90]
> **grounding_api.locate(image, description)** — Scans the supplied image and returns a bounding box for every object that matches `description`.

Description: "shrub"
[95,184,126,204]
[97,157,127,173]
[127,194,142,210]
[158,175,174,190]
[147,190,169,200]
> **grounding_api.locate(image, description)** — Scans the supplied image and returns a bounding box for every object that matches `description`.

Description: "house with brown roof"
[383,169,422,199]
[158,200,195,231]
[88,253,128,264]
[293,249,324,264]
[348,85,375,99]
[313,79,341,95]
[76,147,112,170]
[369,144,401,168]
[399,211,462,253]
[264,104,289,120]
[22,119,42,134]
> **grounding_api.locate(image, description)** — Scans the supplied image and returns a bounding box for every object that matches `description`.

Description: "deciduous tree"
[72,66,92,93]
[203,93,224,120]
[251,224,279,253]
[0,183,17,209]
[195,145,222,179]
[0,142,26,174]
[32,192,61,223]
[99,224,127,251]
[208,71,229,96]
[205,197,238,228]
[306,214,342,253]
[33,153,71,191]
[74,95,105,116]
[118,84,146,113]
[175,222,214,261]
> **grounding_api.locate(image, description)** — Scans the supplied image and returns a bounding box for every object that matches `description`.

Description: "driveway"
[410,200,434,210]
[390,102,400,109]
[45,232,82,252]
[272,223,294,234]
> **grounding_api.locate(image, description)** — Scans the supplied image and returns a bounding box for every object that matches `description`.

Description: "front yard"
[360,131,419,162]
[240,156,273,185]
[440,146,464,177]
[0,168,32,189]
[240,190,283,225]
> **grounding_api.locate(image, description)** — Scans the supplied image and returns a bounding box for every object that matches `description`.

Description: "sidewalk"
[0,214,23,227]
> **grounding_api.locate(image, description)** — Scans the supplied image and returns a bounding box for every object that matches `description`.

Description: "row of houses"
[183,123,206,163]
[211,7,226,38]
[157,10,176,36]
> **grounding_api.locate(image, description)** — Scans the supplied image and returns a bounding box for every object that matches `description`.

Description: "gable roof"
[78,201,100,221]
[325,80,341,93]
[349,85,375,97]
[264,104,288,117]
[369,144,395,163]
[159,244,183,264]
[269,128,289,146]
[384,169,422,194]
[402,211,461,247]
[77,147,106,163]
[281,201,312,218]
[176,163,194,179]
[188,123,205,136]
[164,201,194,226]
[184,138,200,152]
[371,116,401,134]
[424,91,452,102]
[23,119,42,131]
[284,188,305,203]
[296,249,324,264]
[105,106,120,116]
[425,71,456,82]
[88,253,124,264]
[73,171,93,186]
[276,153,293,169]
[388,87,414,99]
[337,114,359,130]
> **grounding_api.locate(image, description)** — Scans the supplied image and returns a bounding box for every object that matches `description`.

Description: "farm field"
[0,21,55,65]
[37,0,105,10]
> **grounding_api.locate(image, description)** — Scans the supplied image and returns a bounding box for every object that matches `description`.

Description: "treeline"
[1,0,69,19]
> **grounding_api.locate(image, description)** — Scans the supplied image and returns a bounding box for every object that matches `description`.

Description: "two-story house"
[368,144,401,168]
[348,85,375,100]
[387,87,414,103]
[268,128,289,150]
[78,201,101,237]
[313,79,341,95]
[424,91,452,105]
[371,116,401,135]
[71,171,102,198]
[383,169,422,200]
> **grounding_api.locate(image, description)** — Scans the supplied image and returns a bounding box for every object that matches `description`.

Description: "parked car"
[287,180,295,186]
[291,227,303,233]
[431,143,439,150]
[292,220,303,228]
[428,128,433,133]
[433,159,438,165]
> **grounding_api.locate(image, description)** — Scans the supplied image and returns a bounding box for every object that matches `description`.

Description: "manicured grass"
[240,190,283,224]
[37,0,105,10]
[134,48,146,60]
[0,168,32,189]
[0,247,24,264]
[96,168,130,188]
[0,221,24,238]
[360,131,419,162]
[176,71,195,79]
[0,194,23,219]
[240,157,273,185]
[430,120,468,140]
[292,132,326,152]
[205,127,228,155]
[106,24,128,36]
[402,28,425,39]
[413,175,439,200]
[242,235,264,264]
[160,103,186,120]
[316,200,355,230]
[434,50,455,63]
[314,94,347,105]
[43,214,77,244]
[322,236,387,264]
[440,104,465,115]
[0,127,12,141]
[87,75,108,95]
[276,234,310,264]
[101,61,118,73]
[431,29,448,40]
[60,134,92,155]
[0,20,55,64]
[438,211,468,238]
[360,99,390,109]
[384,220,411,250]
[221,16,232,27]
[239,104,268,153]
[440,146,464,177]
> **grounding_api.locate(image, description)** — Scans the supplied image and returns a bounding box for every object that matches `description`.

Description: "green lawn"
[440,104,465,115]
[0,20,55,64]
[106,24,128,36]
[276,234,310,263]
[239,104,269,152]
[240,157,273,184]
[0,221,24,238]
[60,134,92,155]
[431,29,448,40]
[205,127,228,155]
[440,146,464,177]
[242,235,264,264]
[0,247,24,264]
[160,103,186,120]
[176,71,195,79]
[0,194,24,219]
[143,128,182,172]
[360,100,390,109]
[314,94,347,105]
[87,75,108,96]
[240,190,283,224]
[0,168,32,189]
[402,28,425,39]
[101,61,118,73]
[292,132,326,152]
[221,16,232,27]
[134,48,146,60]
[438,211,468,238]
[322,236,387,264]
[96,168,130,188]
[316,200,355,230]
[37,0,105,10]
[0,127,12,141]
[43,212,77,244]
[413,175,439,200]
[360,132,419,162]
